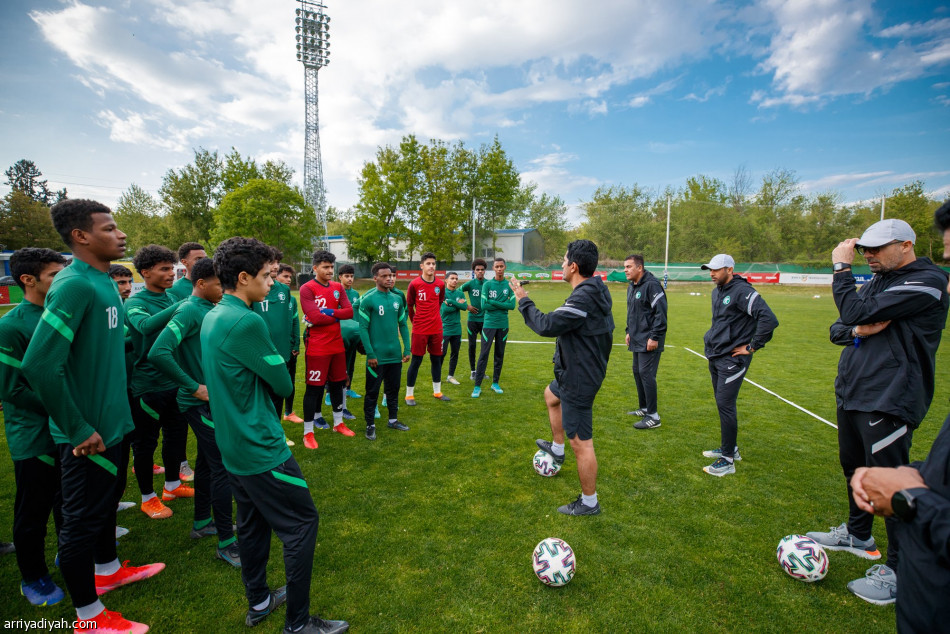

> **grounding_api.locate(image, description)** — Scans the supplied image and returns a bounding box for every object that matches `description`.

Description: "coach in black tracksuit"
[701,254,778,476]
[516,240,614,516]
[624,255,667,429]
[813,218,949,606]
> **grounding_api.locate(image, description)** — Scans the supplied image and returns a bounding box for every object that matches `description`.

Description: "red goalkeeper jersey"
[407,276,446,335]
[300,279,353,355]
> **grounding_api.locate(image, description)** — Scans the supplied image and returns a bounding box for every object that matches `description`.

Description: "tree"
[418,139,469,261]
[0,190,63,250]
[114,184,172,254]
[211,179,318,262]
[347,145,411,263]
[885,180,943,261]
[477,136,521,253]
[159,148,223,244]
[581,184,662,260]
[4,159,66,205]
[512,184,568,262]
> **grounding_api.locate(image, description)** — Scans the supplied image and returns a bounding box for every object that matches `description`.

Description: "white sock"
[581,492,598,507]
[76,600,106,621]
[389,418,397,424]
[333,410,343,425]
[406,386,414,398]
[433,382,441,394]
[164,479,181,491]
[551,442,565,456]
[304,420,314,434]
[181,460,189,470]
[650,412,660,419]
[94,559,120,576]
[252,597,271,611]
[141,492,157,503]
[342,392,347,409]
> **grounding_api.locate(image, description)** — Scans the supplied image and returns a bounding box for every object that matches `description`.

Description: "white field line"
[460,339,675,348]
[681,346,837,429]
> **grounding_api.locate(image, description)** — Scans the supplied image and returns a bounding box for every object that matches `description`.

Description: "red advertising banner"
[743,272,780,284]
[0,287,8,304]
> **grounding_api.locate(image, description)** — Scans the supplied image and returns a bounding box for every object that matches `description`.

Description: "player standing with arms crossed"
[440,272,468,385]
[405,252,450,405]
[459,259,485,380]
[23,199,163,634]
[299,250,355,448]
[472,257,516,398]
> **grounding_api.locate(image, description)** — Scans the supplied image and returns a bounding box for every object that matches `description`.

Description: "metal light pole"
[295,1,331,248]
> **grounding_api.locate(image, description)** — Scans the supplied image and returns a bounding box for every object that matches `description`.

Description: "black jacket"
[896,413,950,632]
[829,257,949,427]
[703,275,778,359]
[626,270,668,352]
[518,276,614,405]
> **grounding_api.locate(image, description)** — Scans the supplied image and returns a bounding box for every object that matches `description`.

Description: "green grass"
[1,282,947,632]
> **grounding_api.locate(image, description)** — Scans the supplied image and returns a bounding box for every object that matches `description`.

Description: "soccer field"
[1,281,947,632]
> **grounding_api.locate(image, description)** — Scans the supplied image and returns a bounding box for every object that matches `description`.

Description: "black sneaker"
[535,439,565,465]
[387,420,409,431]
[626,408,647,416]
[0,541,15,555]
[246,585,287,627]
[633,415,661,430]
[215,542,242,568]
[558,494,601,516]
[365,425,376,441]
[341,408,356,420]
[284,615,350,634]
[190,523,218,539]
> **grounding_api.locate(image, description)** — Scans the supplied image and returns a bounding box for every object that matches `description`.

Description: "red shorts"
[305,352,348,386]
[411,332,443,357]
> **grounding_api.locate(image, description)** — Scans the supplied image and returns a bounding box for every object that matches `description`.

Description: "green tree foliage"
[210,179,317,261]
[114,184,172,254]
[159,148,223,245]
[476,136,521,252]
[509,184,569,261]
[4,159,66,206]
[348,145,413,263]
[0,190,63,250]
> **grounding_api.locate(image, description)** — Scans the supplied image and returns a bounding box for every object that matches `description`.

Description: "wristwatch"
[891,487,929,522]
[746,345,755,353]
[833,262,852,273]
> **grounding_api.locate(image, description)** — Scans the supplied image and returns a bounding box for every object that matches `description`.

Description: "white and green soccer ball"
[776,535,829,582]
[533,450,561,477]
[532,537,575,587]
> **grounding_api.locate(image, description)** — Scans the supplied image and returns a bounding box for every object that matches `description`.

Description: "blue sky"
[1,0,948,226]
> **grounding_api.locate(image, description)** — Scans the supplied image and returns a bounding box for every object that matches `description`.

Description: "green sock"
[193,518,212,530]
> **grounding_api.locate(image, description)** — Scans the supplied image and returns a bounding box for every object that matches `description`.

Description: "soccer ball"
[533,450,561,477]
[532,537,575,587]
[776,535,829,582]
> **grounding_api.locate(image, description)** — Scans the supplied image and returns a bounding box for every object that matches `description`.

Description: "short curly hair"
[177,242,205,262]
[191,257,217,283]
[133,245,177,274]
[213,237,274,290]
[10,248,68,289]
[935,199,950,233]
[49,199,111,247]
[108,263,133,279]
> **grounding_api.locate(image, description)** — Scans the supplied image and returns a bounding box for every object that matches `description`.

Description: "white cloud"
[753,0,950,108]
[625,76,681,108]
[521,152,599,194]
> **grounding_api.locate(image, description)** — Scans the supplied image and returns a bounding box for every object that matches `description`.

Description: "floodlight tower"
[295,0,331,246]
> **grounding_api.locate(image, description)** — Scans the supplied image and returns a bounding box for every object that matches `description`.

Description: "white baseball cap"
[701,254,735,270]
[856,219,916,247]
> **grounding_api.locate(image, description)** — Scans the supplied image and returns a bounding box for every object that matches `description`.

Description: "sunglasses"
[856,240,902,256]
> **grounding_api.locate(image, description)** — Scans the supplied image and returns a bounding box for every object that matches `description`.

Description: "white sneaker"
[115,526,129,539]
[116,502,136,512]
[446,376,460,385]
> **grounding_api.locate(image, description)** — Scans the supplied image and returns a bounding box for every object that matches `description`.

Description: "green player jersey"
[167,275,193,301]
[253,280,296,361]
[460,277,484,323]
[125,288,183,397]
[0,300,55,460]
[440,288,468,337]
[148,295,214,412]
[201,294,293,476]
[481,277,516,329]
[21,257,134,450]
[289,294,300,355]
[357,288,410,364]
[340,287,361,348]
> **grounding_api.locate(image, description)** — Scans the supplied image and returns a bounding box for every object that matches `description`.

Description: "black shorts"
[548,379,593,441]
